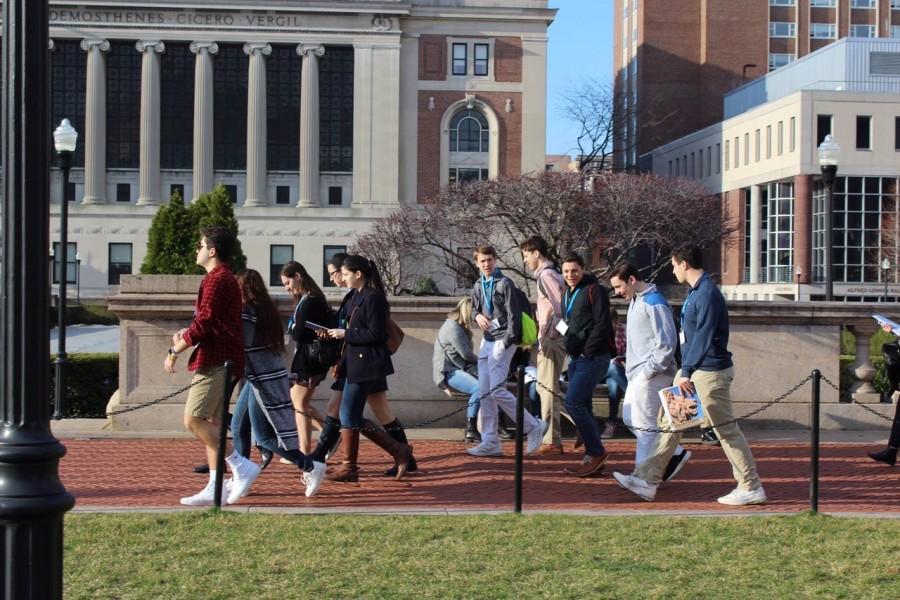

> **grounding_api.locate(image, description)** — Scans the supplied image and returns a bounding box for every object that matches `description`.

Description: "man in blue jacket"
[614,244,766,505]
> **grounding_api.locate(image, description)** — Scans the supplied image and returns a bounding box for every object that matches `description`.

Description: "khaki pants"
[634,367,761,491]
[537,335,567,446]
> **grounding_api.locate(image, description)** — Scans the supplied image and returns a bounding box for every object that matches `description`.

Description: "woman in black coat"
[325,255,411,482]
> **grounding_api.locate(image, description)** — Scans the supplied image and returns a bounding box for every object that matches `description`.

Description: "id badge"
[679,331,686,345]
[556,320,569,335]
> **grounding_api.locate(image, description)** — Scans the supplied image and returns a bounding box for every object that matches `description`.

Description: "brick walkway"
[60,438,900,514]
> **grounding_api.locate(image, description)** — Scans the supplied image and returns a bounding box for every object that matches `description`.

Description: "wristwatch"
[167,347,180,358]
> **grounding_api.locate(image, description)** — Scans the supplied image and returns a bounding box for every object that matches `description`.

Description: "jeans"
[444,369,480,419]
[231,381,314,472]
[527,382,541,418]
[564,354,609,457]
[340,379,380,429]
[604,362,627,420]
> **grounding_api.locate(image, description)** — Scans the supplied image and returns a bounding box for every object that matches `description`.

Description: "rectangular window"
[52,242,77,285]
[895,117,900,151]
[169,184,184,200]
[755,129,761,162]
[856,115,872,149]
[675,157,680,175]
[789,117,796,152]
[849,25,875,38]
[768,53,794,71]
[668,160,673,177]
[682,155,688,176]
[224,184,237,204]
[810,23,836,39]
[892,26,900,39]
[810,0,836,6]
[715,143,721,173]
[690,152,695,178]
[269,245,294,286]
[734,136,739,169]
[323,245,347,288]
[473,43,489,76]
[770,0,795,5]
[769,22,796,38]
[276,185,290,205]
[698,149,703,177]
[816,114,832,146]
[744,133,749,166]
[65,181,76,203]
[707,145,712,176]
[452,43,467,76]
[777,121,784,156]
[851,0,875,8]
[108,243,132,285]
[724,141,729,171]
[328,186,343,206]
[766,125,772,158]
[116,183,131,203]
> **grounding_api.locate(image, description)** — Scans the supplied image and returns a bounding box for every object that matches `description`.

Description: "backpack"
[507,284,538,348]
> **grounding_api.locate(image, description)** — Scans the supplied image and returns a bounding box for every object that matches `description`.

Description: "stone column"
[749,184,762,284]
[297,44,324,208]
[136,41,165,206]
[793,174,812,285]
[190,41,218,201]
[80,39,110,205]
[243,43,271,207]
[848,324,881,404]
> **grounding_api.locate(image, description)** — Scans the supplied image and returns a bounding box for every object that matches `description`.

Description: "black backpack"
[882,342,900,393]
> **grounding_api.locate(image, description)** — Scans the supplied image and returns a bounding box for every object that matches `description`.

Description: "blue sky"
[546,0,613,155]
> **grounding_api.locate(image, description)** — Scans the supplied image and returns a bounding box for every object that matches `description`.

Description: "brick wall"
[494,37,522,82]
[720,189,744,285]
[416,91,521,202]
[419,35,446,81]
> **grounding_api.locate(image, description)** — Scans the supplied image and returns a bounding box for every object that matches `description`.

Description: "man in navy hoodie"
[614,244,766,505]
[559,252,612,477]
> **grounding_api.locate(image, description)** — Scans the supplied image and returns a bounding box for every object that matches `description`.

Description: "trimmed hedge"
[49,353,118,418]
[49,302,119,328]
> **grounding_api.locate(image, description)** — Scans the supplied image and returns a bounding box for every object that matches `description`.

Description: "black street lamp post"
[818,134,840,302]
[53,118,77,420]
[883,258,891,303]
[1,1,75,597]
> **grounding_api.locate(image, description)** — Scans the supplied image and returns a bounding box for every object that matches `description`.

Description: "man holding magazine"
[614,244,767,506]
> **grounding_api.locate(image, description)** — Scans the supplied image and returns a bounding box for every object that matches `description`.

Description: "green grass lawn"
[65,512,900,599]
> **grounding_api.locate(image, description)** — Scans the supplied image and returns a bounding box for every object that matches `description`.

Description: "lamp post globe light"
[818,134,840,301]
[883,258,891,303]
[795,265,803,301]
[53,118,77,420]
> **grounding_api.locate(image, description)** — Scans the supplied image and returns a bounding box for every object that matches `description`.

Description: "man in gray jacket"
[467,245,546,457]
[609,262,690,479]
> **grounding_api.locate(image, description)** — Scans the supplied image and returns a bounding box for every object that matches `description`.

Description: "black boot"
[464,417,481,443]
[868,447,898,466]
[382,419,418,476]
[310,416,341,463]
[498,412,515,440]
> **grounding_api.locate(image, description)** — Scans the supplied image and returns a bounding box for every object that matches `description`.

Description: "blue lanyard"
[287,295,307,332]
[563,287,581,320]
[481,277,495,316]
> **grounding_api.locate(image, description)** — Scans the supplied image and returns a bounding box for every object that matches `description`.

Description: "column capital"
[296,44,325,58]
[136,40,165,54]
[190,41,219,55]
[80,39,110,53]
[243,42,272,57]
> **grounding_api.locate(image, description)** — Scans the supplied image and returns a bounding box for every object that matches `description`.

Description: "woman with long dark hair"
[280,261,330,454]
[324,255,413,481]
[229,269,326,499]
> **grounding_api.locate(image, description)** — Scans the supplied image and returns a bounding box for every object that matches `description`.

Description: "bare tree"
[559,79,617,174]
[351,212,419,295]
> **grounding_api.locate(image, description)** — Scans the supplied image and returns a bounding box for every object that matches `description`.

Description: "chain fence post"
[810,369,821,514]
[514,365,525,514]
[214,361,233,509]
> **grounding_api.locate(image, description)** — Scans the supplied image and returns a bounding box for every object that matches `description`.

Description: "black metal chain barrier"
[534,373,815,434]
[819,374,897,424]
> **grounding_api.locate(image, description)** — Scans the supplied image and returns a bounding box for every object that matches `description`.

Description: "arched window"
[449,109,489,153]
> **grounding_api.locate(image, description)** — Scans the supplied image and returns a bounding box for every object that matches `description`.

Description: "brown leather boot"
[360,419,413,480]
[325,429,360,482]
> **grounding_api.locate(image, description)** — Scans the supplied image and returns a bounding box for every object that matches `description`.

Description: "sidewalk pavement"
[55,421,900,516]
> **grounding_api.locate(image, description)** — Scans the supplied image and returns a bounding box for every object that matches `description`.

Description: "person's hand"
[883,323,893,334]
[327,328,346,340]
[172,328,186,345]
[163,353,177,374]
[676,376,695,396]
[443,388,455,399]
[316,329,330,339]
[475,314,492,332]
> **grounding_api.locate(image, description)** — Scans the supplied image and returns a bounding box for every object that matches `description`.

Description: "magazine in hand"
[303,321,329,332]
[658,385,705,431]
[873,314,900,335]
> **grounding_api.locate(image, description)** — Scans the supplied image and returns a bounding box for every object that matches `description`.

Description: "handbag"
[387,318,405,355]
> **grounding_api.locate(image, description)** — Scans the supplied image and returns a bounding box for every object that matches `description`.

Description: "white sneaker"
[467,441,503,457]
[227,458,261,504]
[302,461,327,498]
[180,481,217,506]
[279,457,294,465]
[613,472,657,501]
[717,485,767,506]
[525,420,549,455]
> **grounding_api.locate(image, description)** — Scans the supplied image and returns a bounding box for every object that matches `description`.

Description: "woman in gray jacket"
[433,297,481,442]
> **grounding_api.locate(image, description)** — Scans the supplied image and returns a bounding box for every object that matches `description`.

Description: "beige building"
[43,0,555,297]
[646,38,900,301]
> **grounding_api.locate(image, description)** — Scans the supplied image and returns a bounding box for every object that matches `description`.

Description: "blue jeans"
[604,362,627,420]
[527,382,541,418]
[231,382,313,472]
[444,369,480,419]
[565,354,609,457]
[340,379,381,429]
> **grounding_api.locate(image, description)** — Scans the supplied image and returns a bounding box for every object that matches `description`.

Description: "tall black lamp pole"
[818,134,840,302]
[1,1,75,597]
[53,118,77,420]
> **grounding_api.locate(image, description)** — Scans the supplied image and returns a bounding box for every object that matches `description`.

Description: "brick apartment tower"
[614,0,900,170]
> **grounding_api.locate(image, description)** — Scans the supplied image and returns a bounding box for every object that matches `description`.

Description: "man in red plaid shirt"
[164,225,259,506]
